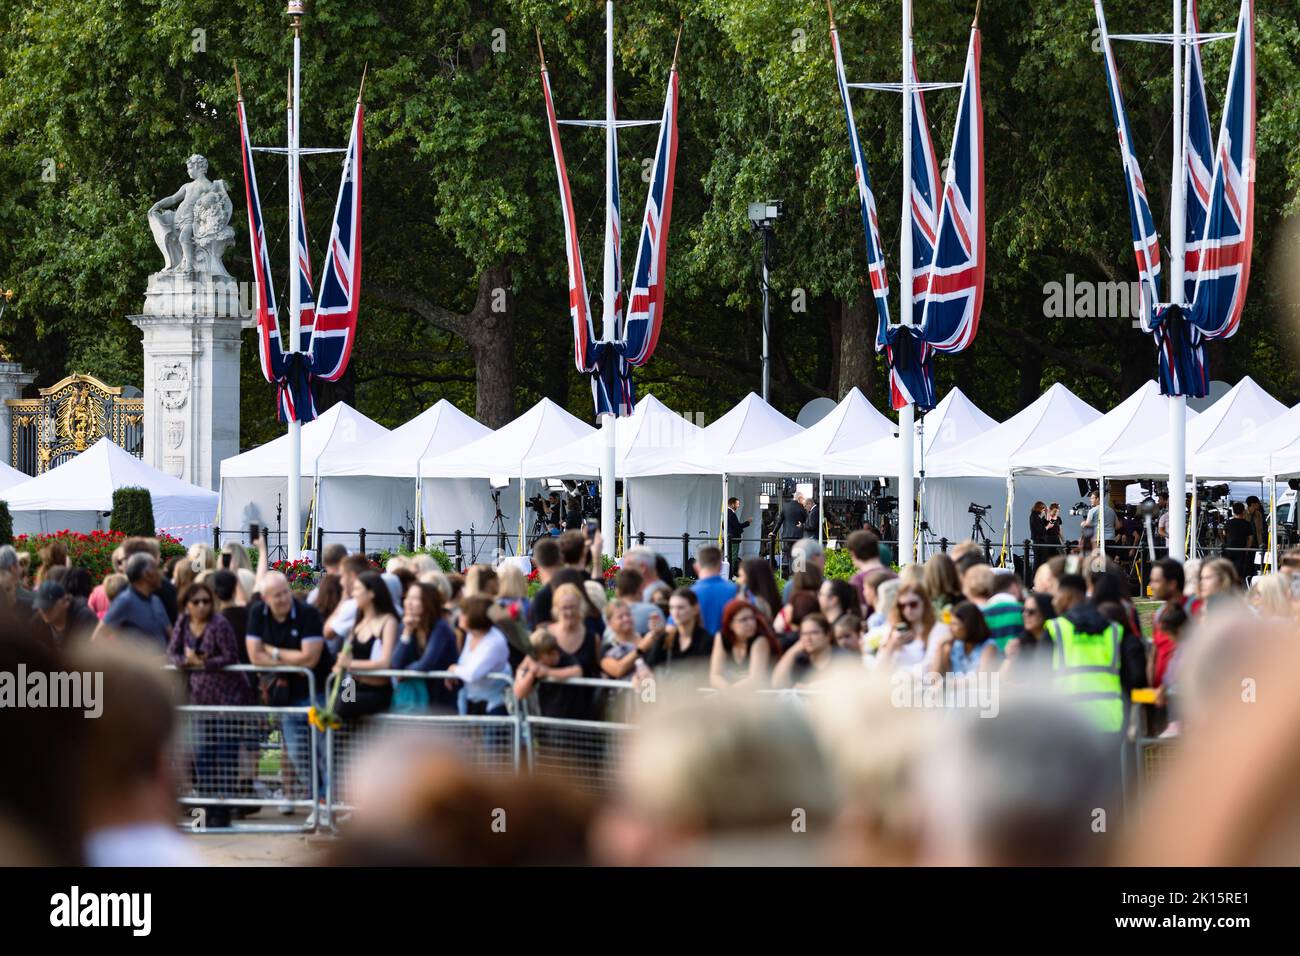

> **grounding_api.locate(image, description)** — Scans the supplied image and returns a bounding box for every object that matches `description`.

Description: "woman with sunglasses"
[1001,591,1054,680]
[168,581,251,827]
[875,582,947,675]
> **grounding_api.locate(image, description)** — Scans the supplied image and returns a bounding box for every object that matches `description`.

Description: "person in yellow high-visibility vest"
[1045,573,1146,735]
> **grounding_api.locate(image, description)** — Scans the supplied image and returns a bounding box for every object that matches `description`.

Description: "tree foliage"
[1,0,1299,445]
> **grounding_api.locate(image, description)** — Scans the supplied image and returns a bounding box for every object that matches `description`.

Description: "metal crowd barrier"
[169,665,320,833]
[324,670,519,823]
[522,677,639,796]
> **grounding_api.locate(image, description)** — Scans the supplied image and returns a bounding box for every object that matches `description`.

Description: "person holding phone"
[875,582,947,675]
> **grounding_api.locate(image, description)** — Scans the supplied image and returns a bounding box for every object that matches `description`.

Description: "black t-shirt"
[246,598,330,700]
[157,576,178,625]
[536,649,589,719]
[1224,516,1253,550]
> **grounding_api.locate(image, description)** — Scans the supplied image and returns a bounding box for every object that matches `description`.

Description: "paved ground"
[182,810,337,866]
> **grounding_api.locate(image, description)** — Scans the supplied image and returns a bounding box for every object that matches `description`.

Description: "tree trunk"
[836,291,876,401]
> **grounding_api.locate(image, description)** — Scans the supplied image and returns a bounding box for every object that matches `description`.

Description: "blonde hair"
[187,542,218,573]
[1249,573,1291,618]
[103,573,129,602]
[497,563,528,600]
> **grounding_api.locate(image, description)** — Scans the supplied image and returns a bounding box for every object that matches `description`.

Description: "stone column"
[0,360,37,468]
[130,273,252,491]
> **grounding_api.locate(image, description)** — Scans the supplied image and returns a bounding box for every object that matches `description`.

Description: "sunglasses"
[189,597,212,606]
[898,600,923,611]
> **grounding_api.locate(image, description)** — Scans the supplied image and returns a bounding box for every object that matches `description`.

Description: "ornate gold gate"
[5,374,144,476]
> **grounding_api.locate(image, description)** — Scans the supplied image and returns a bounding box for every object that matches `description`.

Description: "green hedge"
[109,486,155,537]
[0,501,11,547]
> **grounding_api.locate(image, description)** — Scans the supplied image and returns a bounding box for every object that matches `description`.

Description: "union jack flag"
[236,79,363,423]
[1094,0,1253,397]
[832,12,983,411]
[309,97,364,383]
[539,35,679,418]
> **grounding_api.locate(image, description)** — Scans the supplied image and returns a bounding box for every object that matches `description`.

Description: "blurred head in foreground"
[329,736,592,866]
[592,690,837,865]
[915,689,1118,866]
[1125,607,1300,864]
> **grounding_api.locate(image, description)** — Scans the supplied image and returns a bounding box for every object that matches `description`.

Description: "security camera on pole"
[747,200,783,402]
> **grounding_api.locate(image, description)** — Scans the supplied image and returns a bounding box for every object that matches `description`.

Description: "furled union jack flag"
[539,34,680,418]
[831,9,983,411]
[236,78,363,423]
[1094,0,1254,398]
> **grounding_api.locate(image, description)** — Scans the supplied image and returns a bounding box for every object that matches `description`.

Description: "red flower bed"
[271,558,317,589]
[13,529,187,582]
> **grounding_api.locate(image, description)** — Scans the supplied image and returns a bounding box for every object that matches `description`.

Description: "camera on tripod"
[527,494,549,521]
[1069,501,1090,517]
[968,502,991,516]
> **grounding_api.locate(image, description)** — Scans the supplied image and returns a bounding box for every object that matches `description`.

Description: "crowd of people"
[5,511,1300,865]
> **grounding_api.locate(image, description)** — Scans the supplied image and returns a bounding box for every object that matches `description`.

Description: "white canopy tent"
[621,393,803,565]
[926,383,1102,556]
[1099,376,1286,479]
[6,438,218,545]
[821,388,1000,548]
[1195,400,1300,479]
[523,395,703,557]
[1010,381,1201,551]
[219,403,390,550]
[719,387,895,545]
[316,399,491,552]
[419,398,593,559]
[0,460,27,495]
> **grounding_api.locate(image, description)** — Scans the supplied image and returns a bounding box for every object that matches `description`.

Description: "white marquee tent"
[722,387,895,476]
[522,394,700,479]
[419,398,593,557]
[6,438,218,545]
[926,383,1102,551]
[219,403,390,548]
[316,399,491,551]
[621,393,803,564]
[1098,376,1286,479]
[1009,381,1201,480]
[0,460,27,494]
[1194,399,1300,479]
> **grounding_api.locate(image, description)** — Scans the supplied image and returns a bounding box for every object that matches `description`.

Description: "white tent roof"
[0,459,27,493]
[721,387,896,476]
[1195,400,1300,479]
[522,394,700,479]
[221,403,390,479]
[319,400,490,478]
[1010,381,1201,479]
[622,392,803,477]
[1100,376,1286,479]
[929,383,1101,478]
[420,397,594,480]
[822,387,998,477]
[5,437,217,520]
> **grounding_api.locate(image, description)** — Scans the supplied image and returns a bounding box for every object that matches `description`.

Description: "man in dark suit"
[726,497,751,574]
[777,494,807,569]
[804,496,821,541]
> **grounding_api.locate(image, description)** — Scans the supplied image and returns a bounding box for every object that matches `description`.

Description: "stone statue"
[148,154,234,277]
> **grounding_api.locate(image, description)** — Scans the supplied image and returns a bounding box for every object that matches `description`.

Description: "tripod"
[969,510,996,564]
[265,494,289,563]
[472,491,515,564]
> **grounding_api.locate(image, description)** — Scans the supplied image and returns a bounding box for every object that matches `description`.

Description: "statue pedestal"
[131,273,252,491]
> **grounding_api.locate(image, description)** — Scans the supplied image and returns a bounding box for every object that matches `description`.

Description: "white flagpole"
[599,0,617,559]
[286,10,303,561]
[897,0,916,566]
[1167,0,1188,562]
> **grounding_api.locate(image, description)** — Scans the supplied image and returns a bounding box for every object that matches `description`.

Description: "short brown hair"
[558,530,587,566]
[615,568,643,598]
[121,536,161,560]
[460,594,495,631]
[846,530,880,562]
[342,553,372,577]
[695,545,723,571]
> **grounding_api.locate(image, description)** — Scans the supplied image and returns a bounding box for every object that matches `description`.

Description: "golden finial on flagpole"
[826,0,837,30]
[535,27,547,68]
[973,0,982,28]
[357,63,368,103]
[671,18,684,70]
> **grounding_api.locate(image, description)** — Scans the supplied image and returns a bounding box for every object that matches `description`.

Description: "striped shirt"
[981,594,1024,651]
